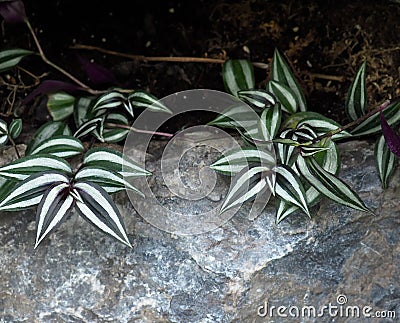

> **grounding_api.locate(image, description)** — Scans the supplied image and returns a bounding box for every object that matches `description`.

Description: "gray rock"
[0,140,399,322]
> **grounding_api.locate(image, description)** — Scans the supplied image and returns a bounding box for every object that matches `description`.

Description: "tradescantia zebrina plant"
[209,48,400,223]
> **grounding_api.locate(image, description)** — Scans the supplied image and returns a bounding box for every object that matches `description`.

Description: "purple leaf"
[0,0,26,24]
[77,55,117,86]
[380,103,400,158]
[22,80,83,105]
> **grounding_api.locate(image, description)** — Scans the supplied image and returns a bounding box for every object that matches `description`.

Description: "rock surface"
[0,140,399,322]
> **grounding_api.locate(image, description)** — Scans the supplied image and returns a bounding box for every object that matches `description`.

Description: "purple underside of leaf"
[0,0,26,23]
[77,55,118,86]
[381,110,400,157]
[22,80,83,105]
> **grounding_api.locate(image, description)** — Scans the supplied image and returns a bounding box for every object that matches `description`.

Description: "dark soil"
[1,0,400,136]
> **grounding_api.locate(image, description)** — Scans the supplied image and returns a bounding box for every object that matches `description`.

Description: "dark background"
[2,0,400,132]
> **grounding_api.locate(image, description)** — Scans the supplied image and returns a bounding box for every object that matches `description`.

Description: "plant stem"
[105,123,174,138]
[312,99,391,143]
[8,136,20,159]
[24,19,101,95]
[70,44,269,69]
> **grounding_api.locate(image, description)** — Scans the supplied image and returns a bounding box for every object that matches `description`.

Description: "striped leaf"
[26,121,71,155]
[74,181,132,247]
[0,49,33,73]
[74,96,94,127]
[73,116,103,139]
[276,140,340,223]
[275,165,310,217]
[35,183,75,248]
[0,178,17,202]
[83,147,151,177]
[9,118,22,139]
[101,113,130,143]
[29,135,84,158]
[220,166,273,214]
[296,155,370,213]
[267,80,298,114]
[47,92,75,121]
[259,103,282,140]
[90,90,126,115]
[210,147,276,176]
[75,166,144,196]
[270,48,307,111]
[222,59,255,96]
[276,130,300,166]
[0,172,70,211]
[351,101,400,137]
[237,89,276,110]
[207,103,258,130]
[374,134,396,189]
[345,61,367,121]
[0,119,8,145]
[127,90,172,114]
[0,154,72,180]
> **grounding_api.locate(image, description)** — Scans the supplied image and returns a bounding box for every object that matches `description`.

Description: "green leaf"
[0,154,73,180]
[296,155,370,213]
[73,181,132,247]
[101,113,130,143]
[351,101,400,137]
[127,90,172,114]
[9,118,22,140]
[345,61,367,121]
[35,183,75,248]
[0,172,70,211]
[210,147,276,176]
[207,103,258,130]
[374,134,396,189]
[26,121,71,155]
[0,119,8,145]
[0,49,34,73]
[259,103,282,140]
[237,89,276,110]
[267,80,298,114]
[220,166,273,214]
[29,135,84,158]
[222,59,255,96]
[275,165,310,217]
[75,166,144,196]
[74,96,93,127]
[83,147,151,177]
[47,92,75,121]
[90,90,127,115]
[270,48,307,111]
[73,116,103,139]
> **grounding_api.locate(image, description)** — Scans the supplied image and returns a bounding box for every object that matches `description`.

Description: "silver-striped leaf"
[75,166,144,196]
[127,90,172,114]
[74,96,94,127]
[90,90,126,115]
[73,181,132,247]
[26,121,71,155]
[96,113,129,143]
[351,101,400,137]
[207,103,258,130]
[47,92,75,121]
[0,172,70,211]
[73,116,103,139]
[259,103,282,140]
[296,155,370,213]
[0,154,73,180]
[35,183,75,248]
[345,61,367,121]
[29,135,84,158]
[210,147,276,176]
[83,147,151,177]
[267,80,298,114]
[374,134,396,189]
[0,49,33,73]
[222,59,255,96]
[275,165,310,217]
[0,119,8,145]
[9,118,22,140]
[237,89,276,110]
[220,166,273,214]
[270,48,307,111]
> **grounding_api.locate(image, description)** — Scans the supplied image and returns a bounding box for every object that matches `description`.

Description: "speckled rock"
[0,140,399,322]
